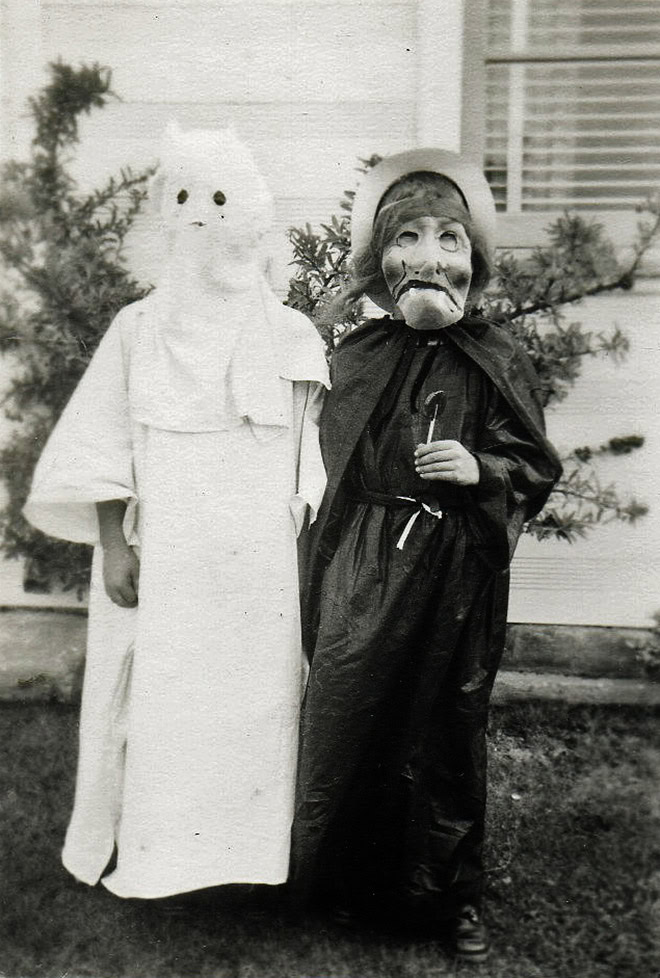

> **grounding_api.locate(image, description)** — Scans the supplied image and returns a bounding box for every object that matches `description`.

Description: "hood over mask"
[131,122,327,435]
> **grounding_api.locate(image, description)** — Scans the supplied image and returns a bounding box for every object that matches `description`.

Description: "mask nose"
[407,253,444,283]
[414,254,443,278]
[407,230,444,277]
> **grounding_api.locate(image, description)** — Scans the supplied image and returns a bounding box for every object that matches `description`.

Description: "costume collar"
[128,281,328,435]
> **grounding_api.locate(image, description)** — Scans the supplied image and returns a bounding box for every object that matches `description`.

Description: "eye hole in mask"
[439,230,460,252]
[393,229,462,252]
[213,190,227,206]
[176,189,189,204]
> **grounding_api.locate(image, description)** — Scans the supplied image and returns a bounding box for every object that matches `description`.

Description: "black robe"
[293,315,562,919]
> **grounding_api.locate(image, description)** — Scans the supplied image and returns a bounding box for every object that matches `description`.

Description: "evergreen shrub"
[287,158,660,543]
[0,62,153,594]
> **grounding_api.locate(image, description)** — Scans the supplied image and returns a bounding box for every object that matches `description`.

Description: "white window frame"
[461,0,660,256]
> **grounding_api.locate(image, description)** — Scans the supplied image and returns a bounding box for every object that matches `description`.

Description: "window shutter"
[484,0,660,213]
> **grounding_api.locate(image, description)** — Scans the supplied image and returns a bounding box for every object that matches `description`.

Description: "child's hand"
[414,440,480,486]
[102,541,140,608]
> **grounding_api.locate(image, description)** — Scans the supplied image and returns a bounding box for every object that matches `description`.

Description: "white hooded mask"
[130,122,314,435]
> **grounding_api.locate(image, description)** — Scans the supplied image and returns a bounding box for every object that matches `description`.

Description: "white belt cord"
[395,497,444,550]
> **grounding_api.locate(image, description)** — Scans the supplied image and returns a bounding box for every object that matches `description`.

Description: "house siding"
[1,0,658,626]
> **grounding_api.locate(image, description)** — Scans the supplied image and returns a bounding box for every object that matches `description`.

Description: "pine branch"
[492,200,660,325]
[0,62,151,591]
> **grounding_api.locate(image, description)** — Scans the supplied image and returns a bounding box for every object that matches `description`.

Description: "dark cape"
[293,315,562,920]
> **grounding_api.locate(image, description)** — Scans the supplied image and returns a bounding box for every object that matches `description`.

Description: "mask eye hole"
[213,190,227,206]
[176,189,189,205]
[395,230,418,247]
[439,230,460,252]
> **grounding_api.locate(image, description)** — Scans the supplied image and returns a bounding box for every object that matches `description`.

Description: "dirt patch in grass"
[0,701,657,978]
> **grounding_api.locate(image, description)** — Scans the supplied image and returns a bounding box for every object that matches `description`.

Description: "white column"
[505,0,529,214]
[1,0,44,160]
[416,0,465,150]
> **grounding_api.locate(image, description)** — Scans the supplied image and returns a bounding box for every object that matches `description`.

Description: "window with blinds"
[484,0,660,213]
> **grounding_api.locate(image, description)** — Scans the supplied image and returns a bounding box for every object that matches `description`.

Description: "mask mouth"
[395,278,458,305]
[189,220,207,227]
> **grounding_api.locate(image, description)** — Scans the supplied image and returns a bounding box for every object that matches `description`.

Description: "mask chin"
[396,288,465,330]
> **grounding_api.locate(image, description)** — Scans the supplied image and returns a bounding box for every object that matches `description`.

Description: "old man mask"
[375,176,474,331]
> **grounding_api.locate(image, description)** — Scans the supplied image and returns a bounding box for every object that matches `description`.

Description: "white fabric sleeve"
[289,381,327,537]
[23,314,137,545]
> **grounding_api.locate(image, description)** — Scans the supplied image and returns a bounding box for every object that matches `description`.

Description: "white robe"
[24,292,329,898]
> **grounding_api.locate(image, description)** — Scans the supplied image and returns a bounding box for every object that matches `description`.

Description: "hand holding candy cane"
[423,390,447,443]
[415,390,480,485]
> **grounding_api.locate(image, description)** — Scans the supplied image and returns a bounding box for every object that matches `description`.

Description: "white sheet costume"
[24,125,329,899]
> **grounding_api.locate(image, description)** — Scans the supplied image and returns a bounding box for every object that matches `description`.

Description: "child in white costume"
[24,124,329,899]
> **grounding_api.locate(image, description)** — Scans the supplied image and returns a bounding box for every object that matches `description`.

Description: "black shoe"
[151,896,194,918]
[452,904,490,963]
[331,904,357,928]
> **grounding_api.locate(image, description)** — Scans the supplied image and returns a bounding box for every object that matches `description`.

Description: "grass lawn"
[0,700,658,978]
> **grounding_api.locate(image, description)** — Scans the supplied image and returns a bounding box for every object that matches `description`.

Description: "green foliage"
[0,62,153,594]
[286,155,381,346]
[286,162,660,545]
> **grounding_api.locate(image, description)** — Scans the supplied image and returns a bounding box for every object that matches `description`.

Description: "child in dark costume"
[293,149,562,961]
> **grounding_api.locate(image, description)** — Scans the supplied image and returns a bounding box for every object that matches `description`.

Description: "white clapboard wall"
[508,284,660,628]
[0,0,658,626]
[24,0,424,291]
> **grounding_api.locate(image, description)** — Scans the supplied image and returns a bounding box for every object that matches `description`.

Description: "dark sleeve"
[467,387,560,570]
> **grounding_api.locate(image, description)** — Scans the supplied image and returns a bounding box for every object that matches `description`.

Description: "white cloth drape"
[24,294,328,897]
